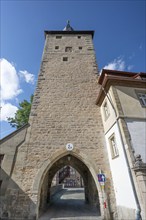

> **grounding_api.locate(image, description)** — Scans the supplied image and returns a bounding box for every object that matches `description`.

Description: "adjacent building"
[96,69,146,220]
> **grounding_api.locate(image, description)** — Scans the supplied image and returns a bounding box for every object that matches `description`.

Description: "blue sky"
[0,0,146,138]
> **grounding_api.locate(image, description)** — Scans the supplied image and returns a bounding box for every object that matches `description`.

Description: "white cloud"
[0,102,18,121]
[127,65,134,71]
[100,57,134,74]
[103,57,126,71]
[0,58,34,122]
[19,70,35,84]
[0,58,22,101]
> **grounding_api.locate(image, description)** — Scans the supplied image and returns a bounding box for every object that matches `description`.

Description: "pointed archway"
[39,154,100,215]
[32,150,106,219]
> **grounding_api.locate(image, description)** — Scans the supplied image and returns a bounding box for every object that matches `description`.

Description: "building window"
[109,134,119,159]
[63,57,68,61]
[65,47,72,52]
[0,154,4,167]
[103,101,110,119]
[56,36,62,39]
[79,47,82,50]
[78,36,81,39]
[55,46,59,50]
[137,92,146,107]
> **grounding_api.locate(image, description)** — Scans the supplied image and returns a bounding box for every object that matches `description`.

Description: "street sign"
[97,174,106,182]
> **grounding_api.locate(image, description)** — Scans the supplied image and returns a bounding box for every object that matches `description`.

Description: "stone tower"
[0,22,116,219]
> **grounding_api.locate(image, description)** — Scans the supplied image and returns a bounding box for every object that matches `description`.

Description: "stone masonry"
[0,28,117,219]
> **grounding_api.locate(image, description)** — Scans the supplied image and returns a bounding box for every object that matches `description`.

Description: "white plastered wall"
[126,119,146,162]
[105,123,137,209]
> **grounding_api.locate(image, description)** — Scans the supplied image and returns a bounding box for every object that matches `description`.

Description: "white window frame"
[103,100,110,120]
[136,91,146,107]
[109,134,119,159]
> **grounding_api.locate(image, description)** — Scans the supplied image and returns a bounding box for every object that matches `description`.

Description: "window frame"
[136,90,146,107]
[109,134,119,159]
[103,100,110,120]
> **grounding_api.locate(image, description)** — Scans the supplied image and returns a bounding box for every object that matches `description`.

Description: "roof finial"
[63,20,74,31]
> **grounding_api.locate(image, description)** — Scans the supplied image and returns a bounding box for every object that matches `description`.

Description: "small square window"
[55,46,59,50]
[109,134,119,159]
[56,36,62,39]
[63,57,68,61]
[137,92,146,107]
[65,47,72,52]
[103,101,110,119]
[78,36,81,39]
[79,47,82,50]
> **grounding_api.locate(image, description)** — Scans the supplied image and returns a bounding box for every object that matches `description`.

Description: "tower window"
[55,46,59,50]
[78,36,81,39]
[56,36,62,39]
[109,134,119,159]
[65,47,72,52]
[63,57,68,61]
[79,47,82,50]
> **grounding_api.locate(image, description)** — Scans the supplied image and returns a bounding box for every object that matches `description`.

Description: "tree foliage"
[8,95,33,129]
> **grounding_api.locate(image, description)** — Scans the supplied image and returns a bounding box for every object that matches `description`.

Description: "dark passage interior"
[38,154,101,218]
[39,187,102,220]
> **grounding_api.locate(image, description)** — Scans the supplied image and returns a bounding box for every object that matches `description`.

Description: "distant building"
[96,69,146,220]
[52,166,83,187]
[0,22,146,220]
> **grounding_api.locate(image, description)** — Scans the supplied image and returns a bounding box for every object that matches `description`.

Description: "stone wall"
[0,33,116,219]
[0,124,30,219]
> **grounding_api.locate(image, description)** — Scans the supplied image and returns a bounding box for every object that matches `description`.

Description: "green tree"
[8,95,33,129]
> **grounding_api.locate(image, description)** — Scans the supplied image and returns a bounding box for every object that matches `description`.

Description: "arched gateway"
[0,22,117,220]
[32,150,103,218]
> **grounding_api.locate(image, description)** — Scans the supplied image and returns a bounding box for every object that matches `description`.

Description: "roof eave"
[96,75,146,106]
[44,30,95,38]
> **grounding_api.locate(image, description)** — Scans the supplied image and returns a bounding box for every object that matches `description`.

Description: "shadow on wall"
[0,168,36,220]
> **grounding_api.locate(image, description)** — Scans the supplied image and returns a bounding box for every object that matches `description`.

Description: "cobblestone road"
[39,188,102,220]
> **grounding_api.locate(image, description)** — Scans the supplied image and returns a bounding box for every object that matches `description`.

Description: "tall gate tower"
[0,22,117,219]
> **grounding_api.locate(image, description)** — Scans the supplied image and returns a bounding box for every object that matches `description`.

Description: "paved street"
[39,188,102,220]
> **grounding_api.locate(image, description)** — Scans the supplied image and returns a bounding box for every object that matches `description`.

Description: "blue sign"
[98,174,106,182]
